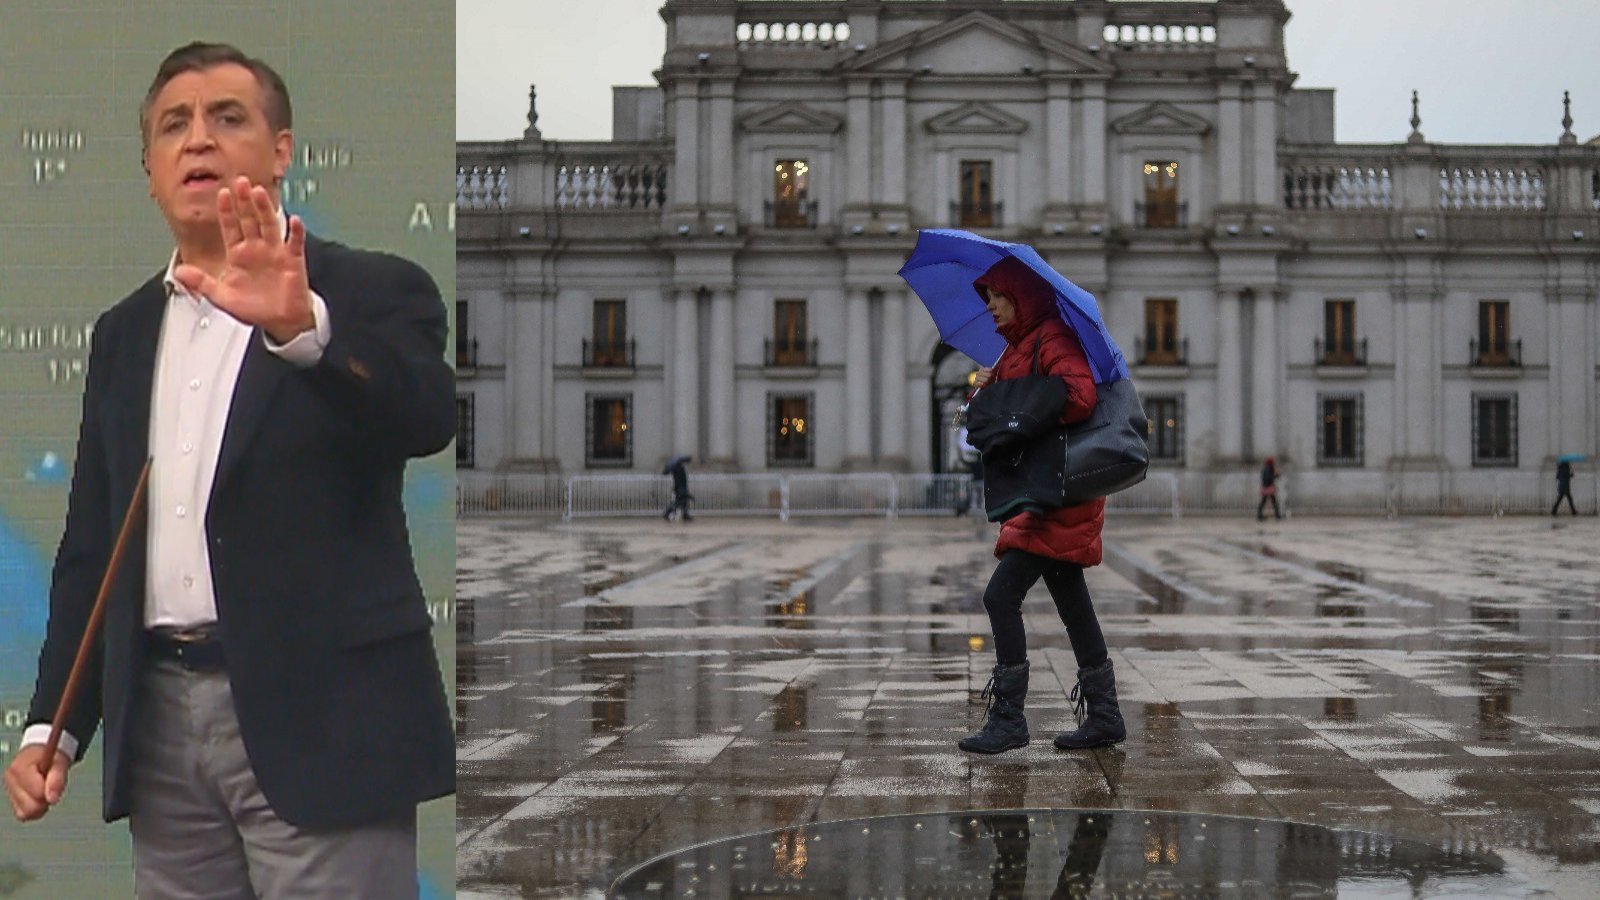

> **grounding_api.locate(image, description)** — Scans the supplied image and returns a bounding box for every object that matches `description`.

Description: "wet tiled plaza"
[456,515,1600,898]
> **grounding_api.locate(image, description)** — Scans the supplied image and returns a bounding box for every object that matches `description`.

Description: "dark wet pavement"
[456,516,1600,898]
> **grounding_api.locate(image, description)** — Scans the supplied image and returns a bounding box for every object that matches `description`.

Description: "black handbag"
[964,343,1068,455]
[975,336,1150,521]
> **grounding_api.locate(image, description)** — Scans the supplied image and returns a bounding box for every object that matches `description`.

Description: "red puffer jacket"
[975,257,1106,567]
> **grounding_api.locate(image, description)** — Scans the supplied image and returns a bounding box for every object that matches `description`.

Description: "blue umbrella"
[898,229,1129,383]
[1557,453,1587,464]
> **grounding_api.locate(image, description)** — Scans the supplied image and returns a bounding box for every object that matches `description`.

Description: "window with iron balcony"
[767,160,816,228]
[1136,299,1185,365]
[455,300,477,367]
[955,160,1000,228]
[584,300,634,368]
[1316,299,1366,366]
[1471,300,1519,368]
[1138,161,1185,228]
[767,300,817,367]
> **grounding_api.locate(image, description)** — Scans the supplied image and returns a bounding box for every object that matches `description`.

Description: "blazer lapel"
[212,237,326,495]
[113,277,167,477]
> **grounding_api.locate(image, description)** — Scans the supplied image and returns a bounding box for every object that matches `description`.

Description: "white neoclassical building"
[456,0,1599,509]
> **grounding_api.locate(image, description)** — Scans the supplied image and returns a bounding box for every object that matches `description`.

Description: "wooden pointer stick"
[38,458,152,776]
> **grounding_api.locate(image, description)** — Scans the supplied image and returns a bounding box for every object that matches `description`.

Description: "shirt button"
[189,379,201,391]
[176,505,187,518]
[183,574,195,588]
[182,442,193,454]
[200,317,211,329]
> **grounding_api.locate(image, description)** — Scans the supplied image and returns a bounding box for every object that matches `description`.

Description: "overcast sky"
[457,0,1598,145]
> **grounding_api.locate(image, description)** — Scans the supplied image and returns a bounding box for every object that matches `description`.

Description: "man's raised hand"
[173,175,314,344]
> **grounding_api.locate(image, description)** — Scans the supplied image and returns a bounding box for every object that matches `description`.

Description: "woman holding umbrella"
[956,256,1125,755]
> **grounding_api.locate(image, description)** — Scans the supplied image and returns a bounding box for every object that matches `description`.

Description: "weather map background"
[0,2,456,896]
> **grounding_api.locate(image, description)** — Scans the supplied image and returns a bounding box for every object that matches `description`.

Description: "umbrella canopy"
[663,454,692,474]
[1556,453,1587,464]
[898,229,1129,383]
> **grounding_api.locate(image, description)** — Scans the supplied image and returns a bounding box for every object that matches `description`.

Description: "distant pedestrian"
[662,455,693,522]
[1257,456,1282,521]
[1552,460,1577,516]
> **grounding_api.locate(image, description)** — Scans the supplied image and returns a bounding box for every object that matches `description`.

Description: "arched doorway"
[929,342,980,474]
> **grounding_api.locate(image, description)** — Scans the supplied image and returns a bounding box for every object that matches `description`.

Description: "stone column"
[707,287,736,464]
[1080,80,1108,208]
[1549,287,1594,460]
[672,80,700,208]
[1250,82,1279,208]
[1216,81,1244,206]
[1249,289,1281,459]
[844,285,873,466]
[1044,77,1073,209]
[845,80,872,209]
[672,288,700,457]
[879,79,908,210]
[878,288,908,468]
[1391,284,1442,462]
[707,80,735,211]
[1215,289,1244,461]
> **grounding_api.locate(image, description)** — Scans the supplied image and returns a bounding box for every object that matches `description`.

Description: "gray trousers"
[128,659,418,899]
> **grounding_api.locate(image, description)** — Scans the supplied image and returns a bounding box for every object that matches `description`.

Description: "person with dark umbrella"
[663,454,693,522]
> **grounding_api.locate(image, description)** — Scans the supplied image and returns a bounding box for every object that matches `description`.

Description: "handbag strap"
[1030,333,1044,376]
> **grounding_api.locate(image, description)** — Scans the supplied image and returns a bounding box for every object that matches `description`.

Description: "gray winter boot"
[959,661,1030,754]
[1053,658,1126,750]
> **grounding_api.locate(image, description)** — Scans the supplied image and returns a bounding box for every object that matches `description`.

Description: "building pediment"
[843,12,1115,77]
[923,101,1029,135]
[1110,102,1212,136]
[739,102,844,134]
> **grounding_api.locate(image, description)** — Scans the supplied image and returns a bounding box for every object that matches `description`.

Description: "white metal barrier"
[785,473,896,518]
[456,470,1597,519]
[456,472,565,516]
[1105,472,1181,517]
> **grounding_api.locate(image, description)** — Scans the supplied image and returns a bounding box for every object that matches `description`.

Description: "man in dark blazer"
[2,42,453,898]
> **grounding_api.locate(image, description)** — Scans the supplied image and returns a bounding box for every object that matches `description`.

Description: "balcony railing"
[1314,337,1368,367]
[1135,201,1188,228]
[583,339,636,369]
[765,338,818,368]
[557,163,668,210]
[1284,165,1394,210]
[456,338,479,369]
[457,164,509,210]
[1279,146,1577,216]
[1470,338,1521,369]
[951,201,1003,229]
[1134,337,1188,366]
[765,198,818,229]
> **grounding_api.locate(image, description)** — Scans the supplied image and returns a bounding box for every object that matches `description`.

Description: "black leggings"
[982,549,1108,669]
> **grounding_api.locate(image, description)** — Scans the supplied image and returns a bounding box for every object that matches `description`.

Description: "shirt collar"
[163,205,291,302]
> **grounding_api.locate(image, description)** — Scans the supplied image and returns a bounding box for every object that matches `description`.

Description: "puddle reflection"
[611,809,1524,898]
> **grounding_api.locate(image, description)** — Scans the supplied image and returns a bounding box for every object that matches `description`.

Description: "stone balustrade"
[555,162,669,210]
[736,20,850,49]
[1101,23,1217,51]
[457,163,509,210]
[1283,163,1395,210]
[1438,164,1545,211]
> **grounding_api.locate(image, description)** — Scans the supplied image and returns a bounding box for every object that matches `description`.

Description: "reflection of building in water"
[1471,652,1524,742]
[1323,695,1358,721]
[617,809,1513,896]
[457,0,1600,505]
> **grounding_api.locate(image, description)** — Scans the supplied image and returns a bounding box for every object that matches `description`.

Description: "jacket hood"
[974,256,1058,346]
